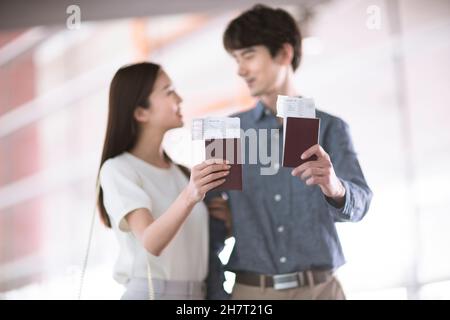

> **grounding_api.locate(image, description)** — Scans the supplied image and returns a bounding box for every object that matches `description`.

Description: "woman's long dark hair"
[97,62,161,228]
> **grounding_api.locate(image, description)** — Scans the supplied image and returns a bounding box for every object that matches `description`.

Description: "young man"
[206,4,372,300]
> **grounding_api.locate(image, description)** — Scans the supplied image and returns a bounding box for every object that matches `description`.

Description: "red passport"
[205,138,242,191]
[282,117,320,168]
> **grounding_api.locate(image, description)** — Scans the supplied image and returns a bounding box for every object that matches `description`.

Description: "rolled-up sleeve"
[324,118,373,222]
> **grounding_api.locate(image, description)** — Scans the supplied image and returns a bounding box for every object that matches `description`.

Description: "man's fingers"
[291,162,311,177]
[306,176,326,186]
[300,167,326,181]
[291,159,327,177]
[301,144,327,160]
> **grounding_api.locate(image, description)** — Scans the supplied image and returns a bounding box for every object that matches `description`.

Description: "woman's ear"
[133,106,150,123]
[275,43,294,67]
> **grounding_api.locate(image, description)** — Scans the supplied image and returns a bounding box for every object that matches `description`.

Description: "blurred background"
[0,0,449,299]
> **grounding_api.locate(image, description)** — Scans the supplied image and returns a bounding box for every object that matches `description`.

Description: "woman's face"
[142,69,184,131]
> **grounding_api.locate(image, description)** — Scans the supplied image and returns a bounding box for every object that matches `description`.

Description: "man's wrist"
[328,183,346,208]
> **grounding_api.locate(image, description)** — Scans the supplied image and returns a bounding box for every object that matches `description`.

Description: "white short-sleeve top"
[99,152,209,284]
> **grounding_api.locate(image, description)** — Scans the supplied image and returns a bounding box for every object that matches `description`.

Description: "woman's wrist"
[181,186,198,208]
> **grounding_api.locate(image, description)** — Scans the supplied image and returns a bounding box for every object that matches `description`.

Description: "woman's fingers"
[202,178,226,193]
[198,169,229,186]
[188,160,230,203]
[195,158,229,171]
[198,163,230,179]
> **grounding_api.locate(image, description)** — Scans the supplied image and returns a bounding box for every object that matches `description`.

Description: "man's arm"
[292,118,372,222]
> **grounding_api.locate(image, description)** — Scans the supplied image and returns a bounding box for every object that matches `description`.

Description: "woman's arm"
[126,159,230,256]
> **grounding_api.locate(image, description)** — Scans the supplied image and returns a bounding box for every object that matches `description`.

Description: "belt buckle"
[273,273,299,290]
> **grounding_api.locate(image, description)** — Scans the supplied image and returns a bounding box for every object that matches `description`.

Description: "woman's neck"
[129,129,169,168]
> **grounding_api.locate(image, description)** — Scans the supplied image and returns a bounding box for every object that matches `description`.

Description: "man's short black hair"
[223,4,302,71]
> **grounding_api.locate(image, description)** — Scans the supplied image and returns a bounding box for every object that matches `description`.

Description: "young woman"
[97,62,230,300]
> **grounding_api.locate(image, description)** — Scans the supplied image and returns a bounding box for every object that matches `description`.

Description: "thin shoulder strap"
[78,177,100,299]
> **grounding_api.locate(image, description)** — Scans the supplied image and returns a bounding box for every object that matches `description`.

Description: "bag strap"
[78,177,100,299]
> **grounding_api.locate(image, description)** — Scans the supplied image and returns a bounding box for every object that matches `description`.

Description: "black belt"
[235,270,333,290]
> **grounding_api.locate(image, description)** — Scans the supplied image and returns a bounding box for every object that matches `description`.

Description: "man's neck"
[259,72,298,114]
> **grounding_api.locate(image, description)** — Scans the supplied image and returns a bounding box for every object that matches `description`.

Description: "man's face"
[230,45,285,97]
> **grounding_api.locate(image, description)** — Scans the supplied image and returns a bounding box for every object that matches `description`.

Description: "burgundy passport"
[205,138,242,191]
[282,117,320,168]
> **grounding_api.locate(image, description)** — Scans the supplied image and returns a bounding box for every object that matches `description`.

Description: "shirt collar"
[252,100,275,122]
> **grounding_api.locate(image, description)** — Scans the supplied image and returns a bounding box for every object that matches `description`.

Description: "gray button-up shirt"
[206,101,372,299]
